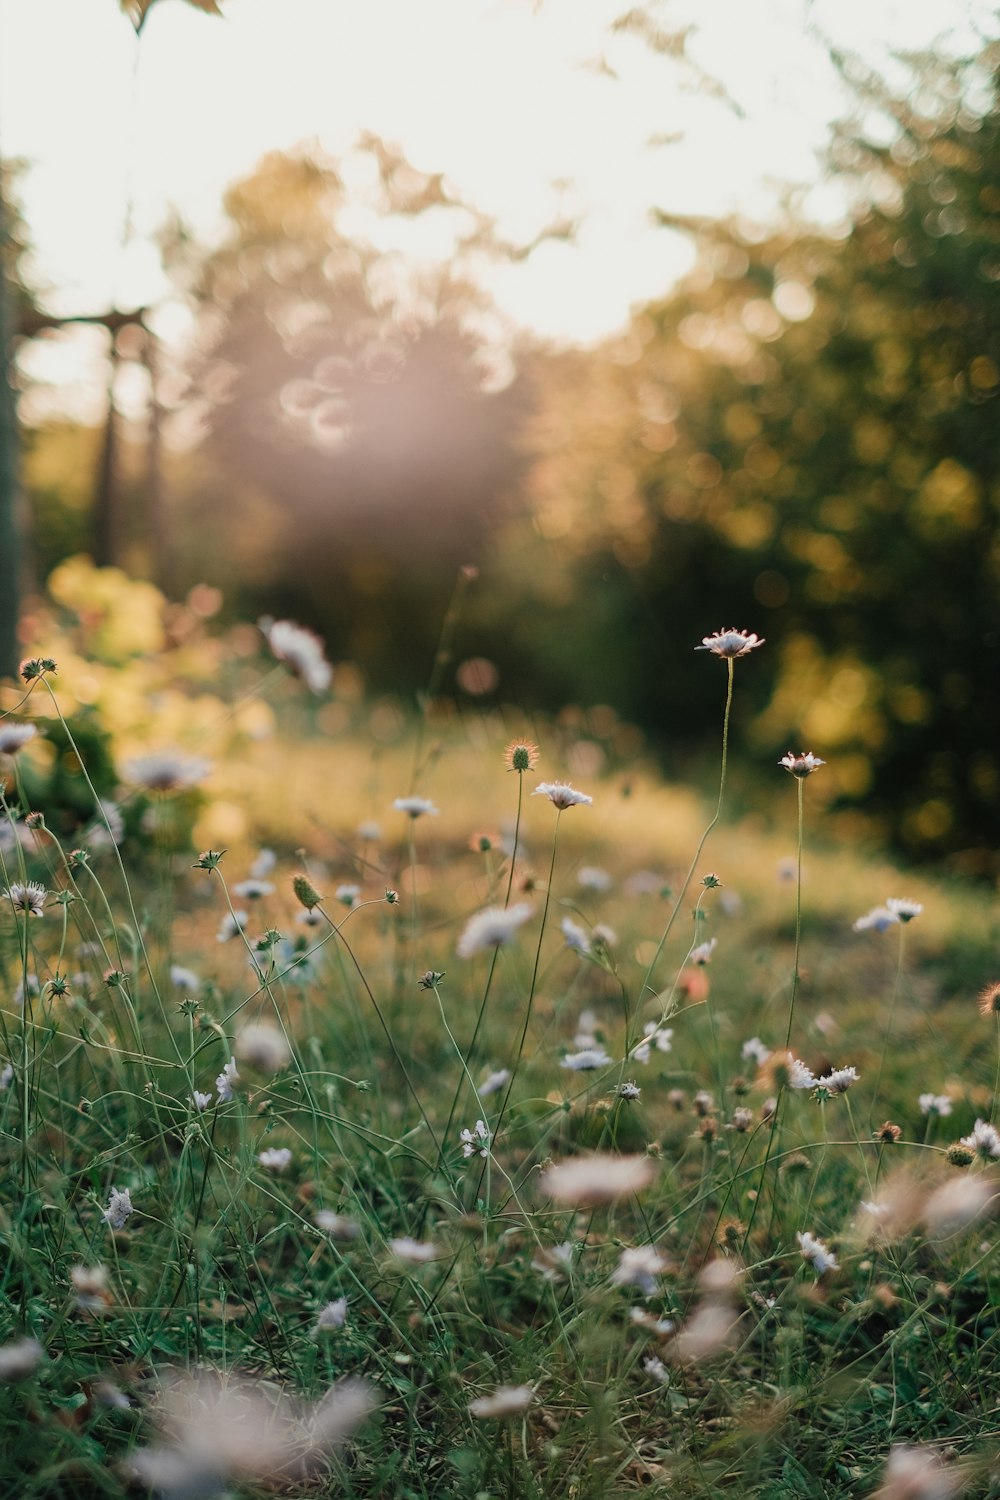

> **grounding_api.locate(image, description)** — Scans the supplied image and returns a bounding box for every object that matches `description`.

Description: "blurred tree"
[492,43,1000,868]
[169,144,534,689]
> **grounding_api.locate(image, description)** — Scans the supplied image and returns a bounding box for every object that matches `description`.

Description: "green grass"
[0,645,999,1500]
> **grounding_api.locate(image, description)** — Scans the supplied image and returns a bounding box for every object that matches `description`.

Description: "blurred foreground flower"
[258,617,332,694]
[0,722,36,757]
[236,1021,290,1073]
[797,1230,838,1275]
[393,796,439,818]
[457,902,534,958]
[539,1153,657,1207]
[695,628,764,658]
[870,1443,964,1500]
[124,750,212,792]
[468,1385,534,1419]
[0,1337,43,1382]
[127,1369,375,1500]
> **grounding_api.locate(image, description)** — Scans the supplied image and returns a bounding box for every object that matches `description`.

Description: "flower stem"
[782,776,805,1053]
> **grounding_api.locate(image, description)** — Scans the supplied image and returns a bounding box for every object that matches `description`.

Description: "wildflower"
[853,906,900,934]
[20,657,57,681]
[593,923,617,946]
[923,1175,993,1235]
[919,1093,953,1117]
[232,879,275,901]
[171,965,201,991]
[315,1298,348,1332]
[0,722,36,756]
[388,1237,441,1264]
[577,865,611,891]
[532,1242,575,1280]
[237,1022,290,1073]
[629,1023,673,1064]
[742,1037,771,1067]
[629,1307,675,1335]
[946,1143,974,1167]
[216,909,248,942]
[796,1230,838,1275]
[669,1302,738,1363]
[667,1088,687,1110]
[610,1245,667,1295]
[615,1080,642,1100]
[82,798,125,851]
[216,1059,239,1102]
[642,1355,670,1384]
[460,1120,490,1158]
[730,1107,754,1132]
[334,883,361,907]
[479,1068,510,1097]
[3,882,46,918]
[314,1211,361,1241]
[357,820,382,842]
[13,975,39,1008]
[191,1091,213,1112]
[690,938,717,965]
[292,874,323,910]
[384,887,399,904]
[456,902,534,958]
[779,751,825,777]
[532,781,593,809]
[258,617,332,694]
[886,897,923,923]
[784,1054,817,1090]
[693,1090,714,1117]
[504,738,539,773]
[0,1337,43,1382]
[258,1148,292,1172]
[393,796,439,818]
[813,1065,859,1098]
[193,848,226,870]
[103,1187,134,1230]
[124,750,212,792]
[418,970,445,990]
[978,982,1000,1017]
[250,848,277,879]
[695,628,764,658]
[960,1118,1000,1159]
[561,917,591,955]
[561,1047,613,1071]
[296,907,324,928]
[539,1153,657,1207]
[874,1121,902,1144]
[70,1264,111,1312]
[871,1444,962,1500]
[469,1385,534,1420]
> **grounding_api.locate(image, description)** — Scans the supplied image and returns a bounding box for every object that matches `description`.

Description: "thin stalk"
[782,776,805,1052]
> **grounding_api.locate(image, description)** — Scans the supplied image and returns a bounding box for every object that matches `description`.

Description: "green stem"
[782,776,805,1053]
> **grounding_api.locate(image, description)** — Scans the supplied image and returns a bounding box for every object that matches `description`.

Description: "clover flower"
[532,781,592,809]
[960,1118,1000,1159]
[460,1120,490,1158]
[796,1230,837,1275]
[0,722,37,757]
[103,1187,134,1230]
[3,882,47,918]
[258,617,332,694]
[779,751,825,777]
[610,1245,667,1295]
[456,902,534,958]
[468,1385,535,1420]
[886,898,923,923]
[695,628,764,658]
[393,796,439,819]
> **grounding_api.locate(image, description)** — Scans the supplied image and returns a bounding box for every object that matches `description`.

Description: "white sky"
[0,0,993,375]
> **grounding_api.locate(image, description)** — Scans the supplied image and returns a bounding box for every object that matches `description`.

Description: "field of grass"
[1,602,999,1500]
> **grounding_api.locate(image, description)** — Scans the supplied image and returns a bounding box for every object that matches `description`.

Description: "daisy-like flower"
[393,796,439,819]
[539,1153,657,1207]
[314,1211,361,1241]
[695,628,764,658]
[237,1022,290,1073]
[2,882,47,918]
[456,902,534,958]
[315,1298,348,1332]
[215,1058,239,1102]
[504,738,539,773]
[786,1055,817,1090]
[478,1068,510,1097]
[232,879,274,901]
[690,938,717,965]
[779,751,825,777]
[258,1148,292,1172]
[610,1245,667,1295]
[561,1047,613,1071]
[629,1023,673,1064]
[124,751,212,793]
[0,1337,43,1382]
[388,1237,441,1264]
[460,1120,490,1158]
[0,722,37,757]
[468,1385,535,1420]
[796,1230,838,1275]
[532,781,592,809]
[561,917,591,955]
[813,1065,859,1097]
[919,1092,953,1117]
[103,1187,134,1231]
[742,1037,771,1067]
[216,910,249,942]
[191,1091,213,1112]
[853,906,900,933]
[334,883,361,907]
[250,848,277,879]
[960,1118,1000,1159]
[577,865,612,891]
[258,617,332,694]
[886,897,923,923]
[170,965,200,991]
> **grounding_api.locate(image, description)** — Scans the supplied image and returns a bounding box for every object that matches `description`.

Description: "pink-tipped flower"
[0,722,37,757]
[532,781,593,810]
[779,751,825,778]
[696,629,764,658]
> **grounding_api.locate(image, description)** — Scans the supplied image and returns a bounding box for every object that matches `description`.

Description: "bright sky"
[0,0,993,372]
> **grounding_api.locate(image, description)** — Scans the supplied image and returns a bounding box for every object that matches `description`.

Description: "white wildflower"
[250,848,277,879]
[103,1188,134,1230]
[742,1037,771,1067]
[0,1063,12,1090]
[393,796,439,819]
[236,1022,290,1073]
[853,906,900,933]
[314,1211,361,1241]
[539,1153,657,1207]
[388,1237,441,1264]
[258,1148,292,1173]
[814,1066,859,1096]
[259,617,332,694]
[615,1080,642,1100]
[919,1093,952,1117]
[960,1118,1000,1159]
[232,879,274,901]
[786,1054,817,1090]
[532,781,592,809]
[0,1337,43,1381]
[0,722,37,756]
[922,1175,994,1235]
[478,1068,510,1097]
[577,865,611,891]
[191,1091,212,1112]
[886,897,923,922]
[873,1443,962,1500]
[796,1230,838,1275]
[610,1245,666,1295]
[531,1243,575,1280]
[315,1298,348,1332]
[642,1356,670,1384]
[124,750,212,792]
[215,1058,239,1102]
[468,1385,534,1419]
[460,1120,490,1159]
[690,938,717,965]
[561,917,591,955]
[561,1047,612,1071]
[456,902,534,958]
[779,751,825,777]
[170,965,200,991]
[334,883,361,907]
[70,1264,111,1312]
[695,628,764,658]
[216,909,248,942]
[3,882,47,918]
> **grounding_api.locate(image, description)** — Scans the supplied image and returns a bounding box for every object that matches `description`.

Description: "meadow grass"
[0,623,998,1500]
